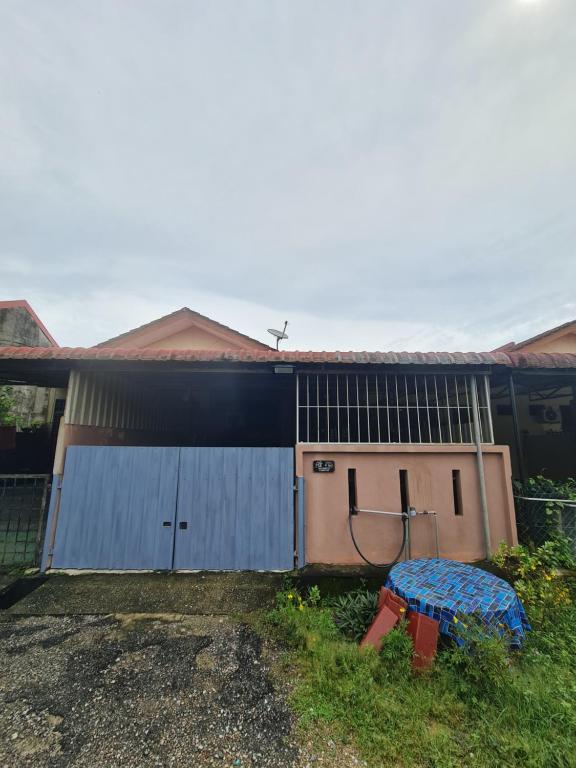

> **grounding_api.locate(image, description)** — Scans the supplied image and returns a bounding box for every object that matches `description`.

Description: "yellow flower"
[298,604,304,611]
[287,593,294,600]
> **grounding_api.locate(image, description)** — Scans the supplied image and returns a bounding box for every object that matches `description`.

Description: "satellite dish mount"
[267,321,289,350]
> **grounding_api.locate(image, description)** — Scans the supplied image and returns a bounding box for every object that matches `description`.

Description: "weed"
[330,586,379,641]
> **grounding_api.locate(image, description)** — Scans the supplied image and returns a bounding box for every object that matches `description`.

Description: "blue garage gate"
[48,446,295,571]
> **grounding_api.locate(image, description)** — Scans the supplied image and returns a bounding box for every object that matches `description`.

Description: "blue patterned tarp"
[386,559,531,648]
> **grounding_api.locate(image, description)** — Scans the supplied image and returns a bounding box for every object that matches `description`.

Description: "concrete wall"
[297,444,516,565]
[0,306,52,347]
[0,304,58,427]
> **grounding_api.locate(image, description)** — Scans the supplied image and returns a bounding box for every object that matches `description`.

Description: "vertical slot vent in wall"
[452,469,463,516]
[399,469,410,514]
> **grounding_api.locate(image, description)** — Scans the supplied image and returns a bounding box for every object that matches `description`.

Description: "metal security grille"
[296,373,493,444]
[0,475,49,565]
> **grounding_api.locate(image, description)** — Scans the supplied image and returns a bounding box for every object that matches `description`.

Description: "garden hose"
[348,507,409,569]
[347,466,409,569]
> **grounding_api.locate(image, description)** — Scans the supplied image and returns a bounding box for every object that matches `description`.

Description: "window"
[296,373,493,444]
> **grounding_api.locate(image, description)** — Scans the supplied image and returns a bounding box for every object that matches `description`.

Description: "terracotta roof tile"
[1,346,576,368]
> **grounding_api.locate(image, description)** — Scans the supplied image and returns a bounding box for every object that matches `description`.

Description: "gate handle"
[179,521,188,530]
[162,521,172,527]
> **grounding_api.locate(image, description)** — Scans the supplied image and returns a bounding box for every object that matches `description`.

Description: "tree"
[0,386,18,426]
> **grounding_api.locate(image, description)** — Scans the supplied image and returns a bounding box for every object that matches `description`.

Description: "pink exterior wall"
[297,444,517,565]
[517,333,576,353]
[145,326,246,350]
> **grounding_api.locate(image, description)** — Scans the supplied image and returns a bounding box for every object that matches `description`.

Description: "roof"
[95,307,271,350]
[0,300,58,347]
[1,346,576,369]
[493,318,576,352]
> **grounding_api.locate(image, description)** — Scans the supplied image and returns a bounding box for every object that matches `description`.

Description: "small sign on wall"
[313,460,335,473]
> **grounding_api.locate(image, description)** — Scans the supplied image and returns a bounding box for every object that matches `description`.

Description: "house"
[491,319,576,481]
[494,319,576,354]
[1,306,575,572]
[0,300,63,431]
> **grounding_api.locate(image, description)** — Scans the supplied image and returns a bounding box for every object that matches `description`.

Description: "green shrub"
[0,386,20,427]
[439,621,511,700]
[330,587,379,640]
[266,585,339,651]
[493,540,573,624]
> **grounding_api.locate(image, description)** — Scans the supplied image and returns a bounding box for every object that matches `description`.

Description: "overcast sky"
[1,0,575,351]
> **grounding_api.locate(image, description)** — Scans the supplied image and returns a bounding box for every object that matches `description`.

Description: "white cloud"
[1,0,575,351]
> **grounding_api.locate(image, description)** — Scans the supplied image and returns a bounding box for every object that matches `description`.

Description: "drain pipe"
[470,376,491,560]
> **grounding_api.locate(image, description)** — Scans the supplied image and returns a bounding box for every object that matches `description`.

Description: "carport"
[3,345,574,572]
[49,363,297,571]
[0,353,298,572]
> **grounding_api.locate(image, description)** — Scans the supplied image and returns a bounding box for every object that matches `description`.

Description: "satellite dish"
[267,321,289,349]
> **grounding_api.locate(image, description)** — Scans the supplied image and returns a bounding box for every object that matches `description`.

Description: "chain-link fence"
[514,495,576,554]
[0,475,50,566]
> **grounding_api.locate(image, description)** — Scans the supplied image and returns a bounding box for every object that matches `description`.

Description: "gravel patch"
[0,613,307,768]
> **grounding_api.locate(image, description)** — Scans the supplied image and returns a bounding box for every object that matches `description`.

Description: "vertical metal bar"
[295,373,300,444]
[385,374,390,442]
[346,375,351,443]
[296,476,305,567]
[356,375,361,442]
[316,374,320,442]
[471,376,492,559]
[445,376,453,443]
[509,374,526,483]
[404,375,411,443]
[414,375,422,443]
[336,374,341,442]
[484,375,494,443]
[434,375,442,443]
[464,376,473,443]
[454,376,463,443]
[366,375,371,442]
[375,374,381,443]
[424,375,432,443]
[395,375,401,442]
[306,375,310,443]
[326,374,330,442]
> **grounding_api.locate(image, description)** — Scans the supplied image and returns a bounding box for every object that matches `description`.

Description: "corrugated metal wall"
[64,371,175,431]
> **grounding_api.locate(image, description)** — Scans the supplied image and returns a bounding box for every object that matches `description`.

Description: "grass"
[259,581,576,768]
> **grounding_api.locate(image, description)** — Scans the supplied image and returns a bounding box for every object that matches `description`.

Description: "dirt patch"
[6,572,282,616]
[0,614,303,767]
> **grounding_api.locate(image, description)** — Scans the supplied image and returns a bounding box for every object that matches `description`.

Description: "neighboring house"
[494,319,576,354]
[491,319,576,481]
[0,300,63,429]
[0,305,575,572]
